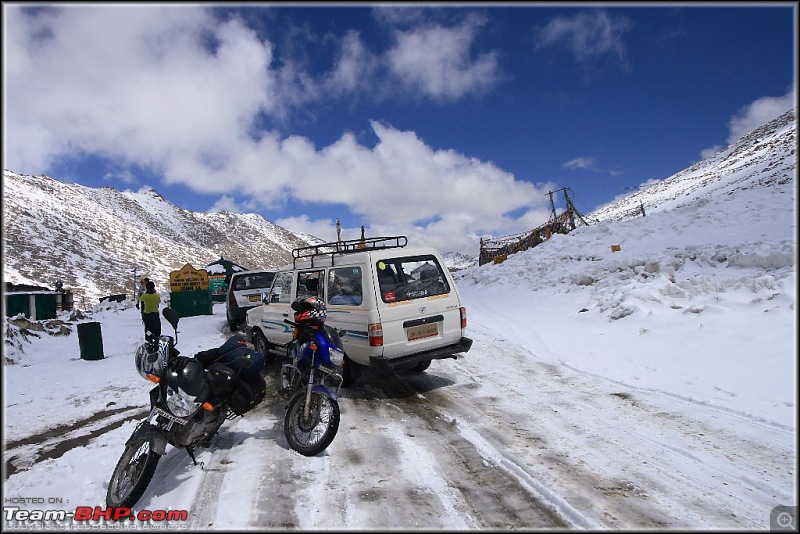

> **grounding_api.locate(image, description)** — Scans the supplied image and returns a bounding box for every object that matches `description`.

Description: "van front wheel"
[253,331,270,358]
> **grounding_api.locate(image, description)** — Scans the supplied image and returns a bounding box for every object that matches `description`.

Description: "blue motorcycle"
[280,297,344,456]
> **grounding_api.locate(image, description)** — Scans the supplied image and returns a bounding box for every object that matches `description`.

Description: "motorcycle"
[106,307,266,509]
[279,297,345,456]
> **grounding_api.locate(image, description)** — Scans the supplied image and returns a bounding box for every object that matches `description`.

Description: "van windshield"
[376,255,450,303]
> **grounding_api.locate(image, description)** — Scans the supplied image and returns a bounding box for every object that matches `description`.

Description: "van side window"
[271,272,294,303]
[297,271,324,301]
[328,267,363,306]
[377,256,450,303]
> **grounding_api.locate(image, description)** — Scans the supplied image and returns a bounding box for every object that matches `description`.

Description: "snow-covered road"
[3,300,794,530]
[4,178,796,530]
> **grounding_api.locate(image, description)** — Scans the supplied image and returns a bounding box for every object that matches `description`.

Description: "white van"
[245,236,472,386]
[226,269,276,330]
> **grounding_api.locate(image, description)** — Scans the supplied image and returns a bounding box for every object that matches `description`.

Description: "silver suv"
[226,270,276,330]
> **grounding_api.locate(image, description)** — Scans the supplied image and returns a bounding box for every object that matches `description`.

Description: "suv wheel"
[253,331,269,358]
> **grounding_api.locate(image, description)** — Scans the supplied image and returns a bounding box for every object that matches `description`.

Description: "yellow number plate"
[407,322,438,341]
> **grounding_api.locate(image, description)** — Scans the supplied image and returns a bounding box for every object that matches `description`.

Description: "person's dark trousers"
[143,312,162,352]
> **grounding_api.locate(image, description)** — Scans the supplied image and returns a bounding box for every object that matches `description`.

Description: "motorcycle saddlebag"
[228,372,267,416]
[196,334,265,378]
[206,362,238,397]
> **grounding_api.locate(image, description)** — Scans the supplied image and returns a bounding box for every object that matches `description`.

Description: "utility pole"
[547,190,558,221]
[565,188,589,227]
[131,266,138,302]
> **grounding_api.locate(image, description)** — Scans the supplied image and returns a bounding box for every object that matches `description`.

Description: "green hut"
[204,257,249,302]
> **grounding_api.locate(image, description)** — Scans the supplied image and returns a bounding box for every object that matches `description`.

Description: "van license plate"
[248,295,261,302]
[407,322,438,341]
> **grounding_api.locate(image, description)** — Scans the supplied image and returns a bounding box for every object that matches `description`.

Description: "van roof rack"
[292,235,408,267]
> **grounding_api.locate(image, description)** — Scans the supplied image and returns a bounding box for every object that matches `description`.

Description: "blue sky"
[3,3,796,255]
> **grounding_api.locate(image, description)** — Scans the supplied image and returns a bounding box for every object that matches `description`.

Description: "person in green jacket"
[136,277,149,323]
[139,280,161,352]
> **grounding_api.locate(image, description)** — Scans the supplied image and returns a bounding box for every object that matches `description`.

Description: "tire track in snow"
[337,372,573,529]
[4,405,148,479]
[411,326,794,528]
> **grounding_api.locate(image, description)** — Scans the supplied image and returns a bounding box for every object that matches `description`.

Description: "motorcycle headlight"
[329,347,345,367]
[166,387,202,418]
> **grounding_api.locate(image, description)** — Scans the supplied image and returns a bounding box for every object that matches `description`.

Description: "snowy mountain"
[442,251,478,271]
[589,109,796,222]
[2,108,795,306]
[2,171,324,304]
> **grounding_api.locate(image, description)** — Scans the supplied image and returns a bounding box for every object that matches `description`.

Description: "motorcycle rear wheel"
[106,427,161,509]
[284,391,340,456]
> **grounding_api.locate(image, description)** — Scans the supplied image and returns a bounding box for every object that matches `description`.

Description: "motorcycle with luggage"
[106,307,266,509]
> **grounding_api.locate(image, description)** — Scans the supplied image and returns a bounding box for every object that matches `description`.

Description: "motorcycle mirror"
[162,307,180,330]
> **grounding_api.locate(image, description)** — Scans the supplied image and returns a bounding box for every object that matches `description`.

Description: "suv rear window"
[232,272,275,291]
[376,255,450,303]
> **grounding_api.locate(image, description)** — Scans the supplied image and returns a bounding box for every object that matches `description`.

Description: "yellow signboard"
[169,263,210,292]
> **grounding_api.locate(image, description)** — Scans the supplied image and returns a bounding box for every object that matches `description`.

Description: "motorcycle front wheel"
[106,426,161,508]
[284,391,340,456]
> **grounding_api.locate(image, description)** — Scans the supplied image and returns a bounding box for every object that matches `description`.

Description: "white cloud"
[276,214,343,243]
[385,14,499,100]
[562,157,596,170]
[251,121,552,253]
[3,5,544,256]
[698,88,795,160]
[535,10,631,65]
[208,195,241,213]
[726,88,796,144]
[104,169,138,185]
[322,30,379,97]
[700,145,723,160]
[4,5,275,173]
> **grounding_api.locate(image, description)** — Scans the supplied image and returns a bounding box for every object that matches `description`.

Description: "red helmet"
[291,296,326,326]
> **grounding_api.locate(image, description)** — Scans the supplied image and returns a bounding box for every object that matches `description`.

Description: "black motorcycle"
[106,308,266,509]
